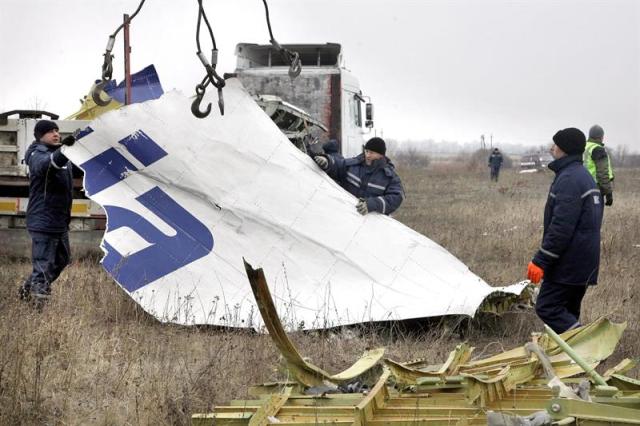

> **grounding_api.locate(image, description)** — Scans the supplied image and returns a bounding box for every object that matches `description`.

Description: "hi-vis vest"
[584,140,614,181]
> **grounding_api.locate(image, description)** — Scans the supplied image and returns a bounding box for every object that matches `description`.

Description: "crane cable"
[90,0,298,117]
[191,0,226,118]
[91,0,148,106]
[261,0,301,79]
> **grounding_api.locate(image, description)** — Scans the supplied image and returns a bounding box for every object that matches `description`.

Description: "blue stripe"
[80,148,138,195]
[118,130,168,167]
[76,126,94,140]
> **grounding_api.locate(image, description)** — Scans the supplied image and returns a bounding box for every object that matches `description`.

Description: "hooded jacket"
[24,142,73,232]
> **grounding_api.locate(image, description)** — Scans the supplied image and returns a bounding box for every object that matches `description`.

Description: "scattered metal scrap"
[195,263,640,425]
[477,285,537,315]
[255,95,328,152]
[243,259,385,388]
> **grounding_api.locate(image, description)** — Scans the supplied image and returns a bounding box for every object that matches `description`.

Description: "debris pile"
[192,263,640,425]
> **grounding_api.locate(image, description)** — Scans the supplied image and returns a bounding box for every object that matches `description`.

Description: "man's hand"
[527,261,544,284]
[61,134,76,147]
[356,198,368,215]
[604,193,613,206]
[61,128,82,147]
[314,156,328,170]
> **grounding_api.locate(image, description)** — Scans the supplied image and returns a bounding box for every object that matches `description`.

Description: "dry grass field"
[1,164,639,425]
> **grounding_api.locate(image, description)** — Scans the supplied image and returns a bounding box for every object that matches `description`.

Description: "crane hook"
[288,52,302,79]
[191,84,212,118]
[91,80,113,107]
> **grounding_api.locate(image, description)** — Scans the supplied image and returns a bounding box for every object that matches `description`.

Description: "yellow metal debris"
[243,259,384,387]
[193,263,640,425]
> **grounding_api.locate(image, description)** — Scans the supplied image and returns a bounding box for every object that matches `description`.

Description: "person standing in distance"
[488,148,504,182]
[584,124,614,207]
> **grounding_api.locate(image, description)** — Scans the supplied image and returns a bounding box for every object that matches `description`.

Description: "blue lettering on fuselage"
[80,130,214,292]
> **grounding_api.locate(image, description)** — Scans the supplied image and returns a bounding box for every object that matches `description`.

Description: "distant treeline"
[610,147,640,168]
[387,139,640,169]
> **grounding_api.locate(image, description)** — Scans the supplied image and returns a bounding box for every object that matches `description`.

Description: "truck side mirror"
[365,103,374,128]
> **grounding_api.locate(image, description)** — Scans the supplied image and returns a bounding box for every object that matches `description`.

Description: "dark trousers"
[535,281,587,334]
[490,167,501,181]
[22,230,71,296]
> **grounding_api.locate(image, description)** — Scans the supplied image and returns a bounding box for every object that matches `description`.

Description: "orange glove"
[527,261,544,284]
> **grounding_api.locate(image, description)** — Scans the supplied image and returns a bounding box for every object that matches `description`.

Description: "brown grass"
[1,166,639,424]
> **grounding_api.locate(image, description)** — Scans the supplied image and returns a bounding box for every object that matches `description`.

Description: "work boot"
[30,293,50,312]
[18,284,31,301]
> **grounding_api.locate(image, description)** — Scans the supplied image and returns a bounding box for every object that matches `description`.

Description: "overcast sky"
[1,0,638,150]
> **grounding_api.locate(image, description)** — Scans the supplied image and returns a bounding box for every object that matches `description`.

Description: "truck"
[0,43,375,257]
[233,43,374,156]
[519,152,553,173]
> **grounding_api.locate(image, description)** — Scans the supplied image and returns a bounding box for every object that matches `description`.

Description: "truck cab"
[234,43,374,157]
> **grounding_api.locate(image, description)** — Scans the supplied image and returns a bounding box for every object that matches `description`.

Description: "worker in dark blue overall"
[488,148,503,181]
[313,137,404,216]
[19,120,76,306]
[527,128,603,333]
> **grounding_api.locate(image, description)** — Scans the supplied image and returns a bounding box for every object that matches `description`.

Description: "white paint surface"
[64,79,526,329]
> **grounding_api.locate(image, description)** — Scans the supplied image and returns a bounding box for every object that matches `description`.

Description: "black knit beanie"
[552,128,586,155]
[34,120,59,140]
[364,137,386,156]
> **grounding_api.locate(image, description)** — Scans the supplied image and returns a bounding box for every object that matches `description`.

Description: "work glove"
[61,128,82,147]
[314,156,328,170]
[61,134,76,146]
[356,198,368,215]
[604,193,613,206]
[527,261,544,285]
[51,148,69,168]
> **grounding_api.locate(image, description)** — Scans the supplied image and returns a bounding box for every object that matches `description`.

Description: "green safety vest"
[584,140,614,181]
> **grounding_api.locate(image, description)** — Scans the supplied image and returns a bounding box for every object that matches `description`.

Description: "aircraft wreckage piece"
[64,78,529,328]
[193,324,640,425]
[193,271,640,424]
[243,260,385,387]
[385,318,626,387]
